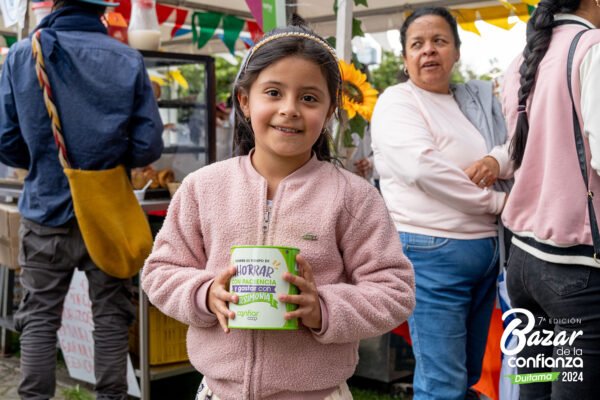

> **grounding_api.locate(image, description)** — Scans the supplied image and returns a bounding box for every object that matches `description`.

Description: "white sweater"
[371,80,506,239]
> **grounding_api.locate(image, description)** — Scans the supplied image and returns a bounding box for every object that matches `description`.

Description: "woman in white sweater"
[371,7,509,400]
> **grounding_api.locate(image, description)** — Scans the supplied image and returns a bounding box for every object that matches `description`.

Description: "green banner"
[222,15,245,55]
[191,11,223,49]
[505,372,560,385]
[238,292,279,309]
[262,0,285,31]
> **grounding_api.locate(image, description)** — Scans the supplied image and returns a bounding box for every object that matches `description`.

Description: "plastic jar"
[127,0,161,51]
[32,1,54,26]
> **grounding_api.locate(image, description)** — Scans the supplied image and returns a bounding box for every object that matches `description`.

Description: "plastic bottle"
[127,0,160,51]
[31,1,54,26]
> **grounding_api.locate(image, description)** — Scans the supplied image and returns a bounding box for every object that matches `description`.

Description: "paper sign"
[57,270,141,397]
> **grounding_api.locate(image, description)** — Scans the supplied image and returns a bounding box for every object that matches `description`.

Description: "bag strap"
[566,28,600,259]
[31,30,71,169]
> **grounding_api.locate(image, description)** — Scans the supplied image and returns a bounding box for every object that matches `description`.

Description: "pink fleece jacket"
[142,154,415,400]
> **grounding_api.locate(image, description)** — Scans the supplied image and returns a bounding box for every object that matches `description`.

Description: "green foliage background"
[215,55,244,103]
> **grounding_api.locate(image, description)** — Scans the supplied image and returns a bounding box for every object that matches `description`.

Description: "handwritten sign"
[57,270,141,397]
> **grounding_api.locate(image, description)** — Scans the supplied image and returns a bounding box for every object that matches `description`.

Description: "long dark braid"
[510,0,581,168]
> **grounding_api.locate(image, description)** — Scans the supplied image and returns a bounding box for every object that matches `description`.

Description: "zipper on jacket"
[262,206,270,244]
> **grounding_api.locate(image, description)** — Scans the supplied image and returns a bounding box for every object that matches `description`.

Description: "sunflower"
[338,60,379,121]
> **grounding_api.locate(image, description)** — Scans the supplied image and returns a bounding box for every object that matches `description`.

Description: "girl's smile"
[271,125,303,134]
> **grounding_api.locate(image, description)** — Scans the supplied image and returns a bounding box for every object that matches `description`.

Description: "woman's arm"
[371,87,506,216]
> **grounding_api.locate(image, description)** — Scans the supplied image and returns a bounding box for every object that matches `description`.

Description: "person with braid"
[0,0,163,398]
[484,0,600,398]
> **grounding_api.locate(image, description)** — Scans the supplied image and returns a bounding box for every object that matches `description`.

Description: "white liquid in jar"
[128,30,161,51]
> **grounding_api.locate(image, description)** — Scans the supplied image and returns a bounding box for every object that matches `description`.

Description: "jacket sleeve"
[371,87,506,216]
[313,181,415,344]
[0,56,30,169]
[141,176,217,327]
[125,60,164,168]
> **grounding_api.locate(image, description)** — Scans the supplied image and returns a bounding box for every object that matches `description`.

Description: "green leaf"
[342,127,354,148]
[333,0,338,14]
[348,115,368,139]
[370,50,405,92]
[354,0,368,7]
[326,36,336,49]
[352,18,364,38]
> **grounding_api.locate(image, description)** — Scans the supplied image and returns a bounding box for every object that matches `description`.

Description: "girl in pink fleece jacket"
[142,20,415,400]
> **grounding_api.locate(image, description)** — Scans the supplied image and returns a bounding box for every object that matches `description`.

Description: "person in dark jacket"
[0,0,163,398]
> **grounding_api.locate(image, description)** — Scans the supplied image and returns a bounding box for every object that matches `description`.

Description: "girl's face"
[238,55,332,166]
[403,15,460,94]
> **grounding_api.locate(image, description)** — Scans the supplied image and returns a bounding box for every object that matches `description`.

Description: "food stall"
[0,0,529,398]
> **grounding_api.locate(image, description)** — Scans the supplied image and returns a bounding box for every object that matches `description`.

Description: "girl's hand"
[464,156,500,188]
[279,255,322,330]
[207,266,238,333]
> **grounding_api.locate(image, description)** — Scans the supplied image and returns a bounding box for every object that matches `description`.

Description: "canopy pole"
[335,0,352,62]
[17,0,30,40]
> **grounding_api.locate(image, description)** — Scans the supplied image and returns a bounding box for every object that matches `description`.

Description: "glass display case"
[141,50,216,180]
[136,51,217,399]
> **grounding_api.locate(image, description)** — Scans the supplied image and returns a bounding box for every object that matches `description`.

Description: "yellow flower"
[338,60,379,121]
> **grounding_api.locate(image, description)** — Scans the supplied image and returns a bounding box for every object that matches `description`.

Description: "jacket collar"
[242,149,322,185]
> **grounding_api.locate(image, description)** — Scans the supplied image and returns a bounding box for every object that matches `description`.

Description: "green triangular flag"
[2,35,17,47]
[191,11,223,49]
[222,15,245,55]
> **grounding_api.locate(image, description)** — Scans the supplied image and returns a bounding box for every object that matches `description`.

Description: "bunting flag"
[156,4,174,24]
[453,3,533,36]
[171,8,189,38]
[520,0,540,6]
[191,12,222,49]
[246,20,264,43]
[479,6,516,30]
[245,0,263,30]
[2,35,17,47]
[114,0,131,20]
[114,0,188,39]
[222,15,246,54]
[455,9,480,36]
[191,11,247,55]
[174,28,192,37]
